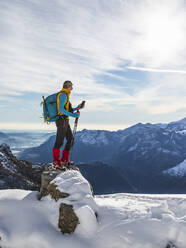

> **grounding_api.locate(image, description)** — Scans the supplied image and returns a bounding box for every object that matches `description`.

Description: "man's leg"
[53,118,67,165]
[61,122,74,162]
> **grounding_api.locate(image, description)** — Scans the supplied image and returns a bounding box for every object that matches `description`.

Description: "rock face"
[58,203,79,233]
[39,170,61,198]
[0,143,44,190]
[40,169,98,234]
[48,182,70,201]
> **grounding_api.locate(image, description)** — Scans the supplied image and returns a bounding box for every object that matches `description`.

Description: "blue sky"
[1,0,186,131]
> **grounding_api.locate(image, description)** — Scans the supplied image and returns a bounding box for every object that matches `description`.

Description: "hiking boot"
[53,161,66,171]
[61,161,79,171]
[56,165,66,171]
[52,160,59,167]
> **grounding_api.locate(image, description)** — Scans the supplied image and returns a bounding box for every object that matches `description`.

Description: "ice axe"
[69,101,85,163]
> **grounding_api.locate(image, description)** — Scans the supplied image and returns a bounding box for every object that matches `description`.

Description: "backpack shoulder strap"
[57,91,67,114]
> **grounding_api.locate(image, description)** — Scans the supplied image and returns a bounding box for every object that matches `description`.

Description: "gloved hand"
[77,101,85,109]
[77,104,82,109]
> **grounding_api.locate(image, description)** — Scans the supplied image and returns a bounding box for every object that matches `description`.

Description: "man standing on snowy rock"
[53,80,84,169]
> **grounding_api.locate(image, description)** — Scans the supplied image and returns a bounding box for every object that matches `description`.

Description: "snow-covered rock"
[41,169,98,234]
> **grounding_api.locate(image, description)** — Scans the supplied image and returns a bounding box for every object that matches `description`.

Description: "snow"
[128,143,138,152]
[157,148,171,154]
[47,171,99,239]
[0,150,18,172]
[51,170,98,213]
[164,159,186,177]
[175,130,186,135]
[1,190,186,248]
[95,194,186,247]
[1,160,18,173]
[0,189,31,200]
[75,205,98,237]
[163,131,169,135]
[77,130,110,146]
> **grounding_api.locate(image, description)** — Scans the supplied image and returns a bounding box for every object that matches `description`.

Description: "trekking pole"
[69,101,85,163]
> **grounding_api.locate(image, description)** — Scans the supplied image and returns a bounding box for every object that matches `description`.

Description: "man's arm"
[59,93,78,118]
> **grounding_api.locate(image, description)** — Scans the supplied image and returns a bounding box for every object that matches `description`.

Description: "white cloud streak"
[0,122,130,131]
[127,67,186,74]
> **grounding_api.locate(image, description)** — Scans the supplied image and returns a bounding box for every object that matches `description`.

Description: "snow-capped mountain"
[166,117,186,131]
[18,117,186,172]
[110,122,186,170]
[17,129,124,163]
[15,117,186,193]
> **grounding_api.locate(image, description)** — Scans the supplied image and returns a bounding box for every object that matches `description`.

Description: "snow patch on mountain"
[157,148,171,154]
[164,159,186,177]
[77,129,110,146]
[167,117,186,131]
[128,143,138,152]
[175,130,186,135]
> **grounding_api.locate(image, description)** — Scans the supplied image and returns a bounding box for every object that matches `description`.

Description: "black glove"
[77,101,85,109]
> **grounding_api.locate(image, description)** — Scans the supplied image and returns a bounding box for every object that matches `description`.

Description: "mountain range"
[18,117,186,171]
[2,117,186,193]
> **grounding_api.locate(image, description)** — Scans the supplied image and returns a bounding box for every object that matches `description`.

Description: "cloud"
[1,0,186,121]
[133,73,186,115]
[0,121,130,131]
[127,67,186,74]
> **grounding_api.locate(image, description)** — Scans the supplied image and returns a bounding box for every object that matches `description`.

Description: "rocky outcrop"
[48,183,69,201]
[39,170,61,198]
[58,203,79,233]
[0,143,44,190]
[40,169,98,234]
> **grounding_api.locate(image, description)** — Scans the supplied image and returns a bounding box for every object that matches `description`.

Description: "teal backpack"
[41,93,59,123]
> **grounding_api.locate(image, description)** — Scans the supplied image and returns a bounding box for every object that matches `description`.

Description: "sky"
[1,0,186,131]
